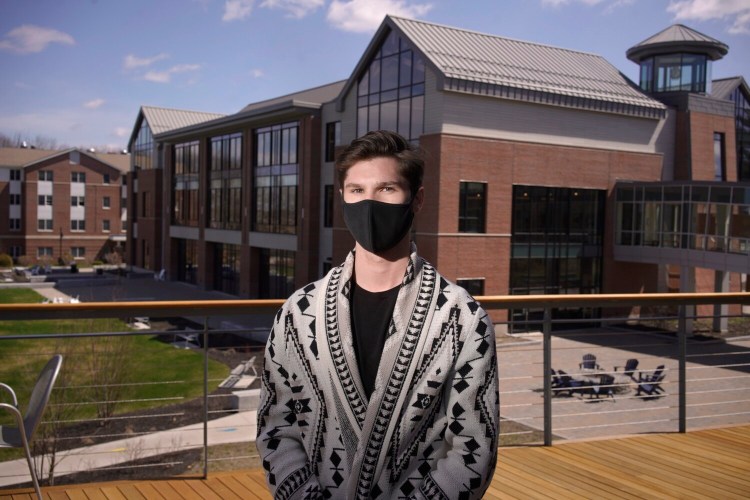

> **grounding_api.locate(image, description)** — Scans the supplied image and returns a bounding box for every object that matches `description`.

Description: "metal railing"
[1,292,749,489]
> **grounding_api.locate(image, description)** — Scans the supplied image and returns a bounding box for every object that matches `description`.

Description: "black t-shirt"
[351,282,400,399]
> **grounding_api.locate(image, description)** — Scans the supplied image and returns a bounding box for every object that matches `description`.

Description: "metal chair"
[0,355,63,500]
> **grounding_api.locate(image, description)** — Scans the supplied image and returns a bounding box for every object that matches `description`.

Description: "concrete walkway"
[0,410,258,487]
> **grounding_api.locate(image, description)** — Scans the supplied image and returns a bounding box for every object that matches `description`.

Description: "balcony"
[1,290,749,497]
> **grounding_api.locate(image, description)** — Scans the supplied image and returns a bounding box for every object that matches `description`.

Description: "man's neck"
[353,240,411,292]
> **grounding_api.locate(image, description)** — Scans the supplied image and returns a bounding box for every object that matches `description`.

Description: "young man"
[257,130,499,499]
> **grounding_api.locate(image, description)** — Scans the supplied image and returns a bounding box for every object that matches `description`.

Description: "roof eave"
[155,100,322,142]
[443,77,667,119]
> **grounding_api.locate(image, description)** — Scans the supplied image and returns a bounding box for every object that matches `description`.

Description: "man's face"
[341,157,417,205]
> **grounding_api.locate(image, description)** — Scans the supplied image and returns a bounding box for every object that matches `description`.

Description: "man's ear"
[413,186,425,213]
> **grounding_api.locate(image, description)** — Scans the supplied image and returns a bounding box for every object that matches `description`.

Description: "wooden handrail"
[0,292,747,320]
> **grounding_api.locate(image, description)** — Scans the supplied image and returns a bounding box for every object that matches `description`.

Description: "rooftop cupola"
[627,24,728,94]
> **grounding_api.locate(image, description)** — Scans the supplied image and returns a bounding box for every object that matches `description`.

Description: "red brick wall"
[688,111,737,181]
[19,153,125,264]
[331,133,666,311]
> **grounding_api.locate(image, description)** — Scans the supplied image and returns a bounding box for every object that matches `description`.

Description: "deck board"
[2,425,749,500]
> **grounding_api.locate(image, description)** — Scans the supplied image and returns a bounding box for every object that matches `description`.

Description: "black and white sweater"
[257,247,499,499]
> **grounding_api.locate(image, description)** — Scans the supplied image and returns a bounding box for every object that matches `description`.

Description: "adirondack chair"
[579,353,601,372]
[614,358,639,380]
[636,365,666,398]
[552,369,591,397]
[588,374,616,400]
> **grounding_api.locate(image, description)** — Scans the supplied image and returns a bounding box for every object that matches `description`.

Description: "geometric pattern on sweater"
[355,263,436,498]
[324,265,367,428]
[257,247,499,500]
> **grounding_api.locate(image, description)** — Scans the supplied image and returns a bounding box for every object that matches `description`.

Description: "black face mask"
[342,198,414,254]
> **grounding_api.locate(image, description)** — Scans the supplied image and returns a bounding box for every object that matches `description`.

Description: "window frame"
[458,181,488,233]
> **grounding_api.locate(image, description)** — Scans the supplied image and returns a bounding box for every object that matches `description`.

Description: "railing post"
[678,305,687,433]
[203,316,210,478]
[543,307,552,446]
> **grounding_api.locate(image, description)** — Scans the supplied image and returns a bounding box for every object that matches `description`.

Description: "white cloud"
[327,0,433,33]
[260,0,325,18]
[668,0,750,34]
[143,63,202,83]
[251,68,265,78]
[123,53,169,70]
[114,127,130,138]
[223,0,255,21]
[83,98,105,109]
[0,24,75,54]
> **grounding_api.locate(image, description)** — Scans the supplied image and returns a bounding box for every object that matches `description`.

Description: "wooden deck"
[3,425,749,499]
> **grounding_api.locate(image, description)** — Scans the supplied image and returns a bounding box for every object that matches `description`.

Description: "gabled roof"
[338,16,665,118]
[141,106,226,135]
[0,147,130,173]
[626,24,728,62]
[711,76,750,101]
[128,106,226,149]
[156,81,346,141]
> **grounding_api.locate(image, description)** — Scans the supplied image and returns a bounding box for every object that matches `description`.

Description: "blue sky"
[1,0,749,151]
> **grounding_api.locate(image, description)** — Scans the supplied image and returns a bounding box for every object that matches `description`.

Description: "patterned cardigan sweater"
[257,248,499,499]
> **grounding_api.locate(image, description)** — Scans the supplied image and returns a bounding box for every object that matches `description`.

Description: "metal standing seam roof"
[626,24,729,62]
[387,16,666,117]
[238,80,346,114]
[140,106,226,136]
[711,76,749,101]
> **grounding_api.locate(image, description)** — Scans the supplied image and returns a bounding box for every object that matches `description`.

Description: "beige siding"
[440,91,667,154]
[423,67,444,136]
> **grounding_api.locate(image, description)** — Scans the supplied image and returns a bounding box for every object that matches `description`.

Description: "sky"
[1,0,749,152]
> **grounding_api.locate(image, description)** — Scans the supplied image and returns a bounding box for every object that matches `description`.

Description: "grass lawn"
[0,288,229,461]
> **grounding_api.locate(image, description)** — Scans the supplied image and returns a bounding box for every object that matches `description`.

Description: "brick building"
[0,147,129,265]
[126,18,749,330]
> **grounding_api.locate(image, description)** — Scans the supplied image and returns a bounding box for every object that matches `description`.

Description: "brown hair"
[335,130,424,197]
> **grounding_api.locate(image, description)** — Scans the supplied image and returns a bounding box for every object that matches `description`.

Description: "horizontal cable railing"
[0,292,749,490]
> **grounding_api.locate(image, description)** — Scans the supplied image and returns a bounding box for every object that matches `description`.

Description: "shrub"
[0,253,12,268]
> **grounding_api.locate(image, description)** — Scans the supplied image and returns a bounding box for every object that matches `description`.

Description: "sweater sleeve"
[417,305,500,500]
[257,305,323,500]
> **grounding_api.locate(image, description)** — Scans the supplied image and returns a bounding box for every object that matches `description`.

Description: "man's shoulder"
[282,265,343,308]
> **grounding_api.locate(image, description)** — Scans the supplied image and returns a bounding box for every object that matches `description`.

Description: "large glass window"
[714,132,726,181]
[173,141,200,227]
[213,243,240,295]
[325,121,341,162]
[357,29,425,141]
[133,122,154,170]
[729,87,750,181]
[254,122,298,234]
[176,238,198,285]
[209,133,243,230]
[639,53,710,93]
[615,183,750,257]
[324,185,334,228]
[459,182,487,233]
[510,186,605,332]
[259,248,295,299]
